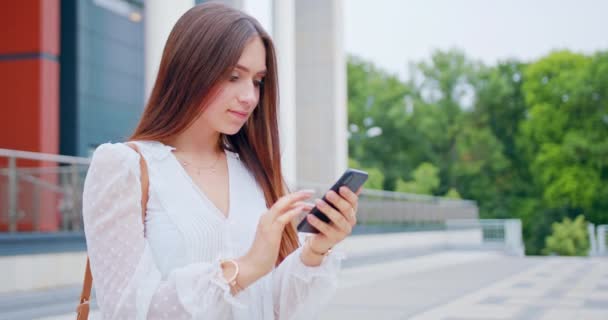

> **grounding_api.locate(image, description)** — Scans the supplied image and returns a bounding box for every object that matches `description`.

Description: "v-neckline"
[170,148,232,221]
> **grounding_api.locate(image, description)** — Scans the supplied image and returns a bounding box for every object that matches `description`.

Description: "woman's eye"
[229,75,239,82]
[254,79,264,87]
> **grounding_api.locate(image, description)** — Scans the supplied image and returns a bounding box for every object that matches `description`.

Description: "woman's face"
[199,36,267,135]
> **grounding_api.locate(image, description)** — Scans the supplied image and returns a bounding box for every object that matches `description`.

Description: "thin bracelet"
[220,259,242,295]
[306,238,332,256]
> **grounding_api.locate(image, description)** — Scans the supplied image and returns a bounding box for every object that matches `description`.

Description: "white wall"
[0,252,87,293]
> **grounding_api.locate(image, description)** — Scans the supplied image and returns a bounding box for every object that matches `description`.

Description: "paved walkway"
[2,231,607,320]
[408,256,608,320]
[321,253,608,320]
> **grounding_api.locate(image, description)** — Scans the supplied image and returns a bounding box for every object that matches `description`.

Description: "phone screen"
[297,168,368,233]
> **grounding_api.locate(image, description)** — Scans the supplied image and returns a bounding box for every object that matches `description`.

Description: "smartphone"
[297,168,369,233]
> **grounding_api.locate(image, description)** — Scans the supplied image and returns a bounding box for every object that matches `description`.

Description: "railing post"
[515,219,524,256]
[598,225,606,256]
[33,181,41,231]
[61,174,70,231]
[504,219,524,256]
[588,223,597,256]
[8,156,18,232]
[70,164,81,230]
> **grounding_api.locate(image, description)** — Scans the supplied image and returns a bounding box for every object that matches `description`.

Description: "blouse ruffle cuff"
[173,259,247,317]
[287,246,346,284]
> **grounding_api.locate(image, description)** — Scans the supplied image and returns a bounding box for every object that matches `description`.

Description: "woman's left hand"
[303,186,362,260]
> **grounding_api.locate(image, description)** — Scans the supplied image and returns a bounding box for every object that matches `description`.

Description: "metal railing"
[446,219,525,256]
[2,148,479,235]
[597,225,607,256]
[298,182,479,225]
[0,148,90,233]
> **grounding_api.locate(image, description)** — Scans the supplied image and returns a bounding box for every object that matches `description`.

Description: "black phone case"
[297,168,369,233]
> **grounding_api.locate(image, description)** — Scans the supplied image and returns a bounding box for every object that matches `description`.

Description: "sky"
[344,0,608,80]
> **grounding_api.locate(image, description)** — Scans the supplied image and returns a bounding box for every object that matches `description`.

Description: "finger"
[278,202,314,227]
[347,212,357,226]
[306,213,339,237]
[271,190,314,218]
[339,187,358,206]
[276,204,307,225]
[325,190,353,218]
[286,202,314,218]
[355,187,363,196]
[300,202,315,212]
[315,199,351,234]
[286,201,312,211]
[339,186,360,212]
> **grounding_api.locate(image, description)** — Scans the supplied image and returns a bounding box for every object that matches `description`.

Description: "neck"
[168,126,222,156]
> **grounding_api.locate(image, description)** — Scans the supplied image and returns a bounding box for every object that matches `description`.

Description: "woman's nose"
[237,83,258,108]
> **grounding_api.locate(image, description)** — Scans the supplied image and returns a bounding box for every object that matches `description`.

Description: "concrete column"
[244,0,272,33]
[212,0,244,9]
[215,0,272,36]
[144,0,194,99]
[232,0,297,187]
[295,0,347,186]
[272,0,297,188]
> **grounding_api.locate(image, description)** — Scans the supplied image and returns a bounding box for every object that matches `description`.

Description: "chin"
[221,125,245,136]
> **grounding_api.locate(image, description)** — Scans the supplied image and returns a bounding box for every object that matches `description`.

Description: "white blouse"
[82,141,343,320]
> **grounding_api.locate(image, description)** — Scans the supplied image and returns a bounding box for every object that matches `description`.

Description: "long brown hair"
[130,3,298,264]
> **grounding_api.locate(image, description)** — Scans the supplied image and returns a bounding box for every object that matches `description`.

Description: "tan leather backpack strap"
[77,142,149,319]
[127,142,150,219]
[76,259,92,319]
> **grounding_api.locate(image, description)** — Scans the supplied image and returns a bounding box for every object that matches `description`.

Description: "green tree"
[407,49,479,194]
[395,162,440,194]
[451,117,511,216]
[346,50,608,255]
[518,51,608,225]
[543,215,589,256]
[444,188,461,199]
[347,56,414,189]
[465,60,544,252]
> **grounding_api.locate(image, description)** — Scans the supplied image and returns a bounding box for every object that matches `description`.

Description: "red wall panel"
[0,0,59,55]
[0,60,42,151]
[0,0,60,153]
[0,0,61,231]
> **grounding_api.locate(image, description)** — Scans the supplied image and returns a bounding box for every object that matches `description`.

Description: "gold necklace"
[178,152,222,175]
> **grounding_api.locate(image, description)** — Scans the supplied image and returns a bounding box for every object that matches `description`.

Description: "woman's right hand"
[230,190,314,287]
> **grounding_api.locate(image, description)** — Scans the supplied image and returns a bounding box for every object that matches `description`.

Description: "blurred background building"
[0,0,347,183]
[0,0,354,233]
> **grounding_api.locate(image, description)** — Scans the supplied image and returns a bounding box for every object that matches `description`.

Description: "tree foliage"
[395,162,440,194]
[543,215,589,256]
[347,49,608,255]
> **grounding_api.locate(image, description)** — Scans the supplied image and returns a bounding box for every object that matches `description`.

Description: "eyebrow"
[235,64,267,76]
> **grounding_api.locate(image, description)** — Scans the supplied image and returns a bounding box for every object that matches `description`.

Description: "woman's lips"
[228,110,249,120]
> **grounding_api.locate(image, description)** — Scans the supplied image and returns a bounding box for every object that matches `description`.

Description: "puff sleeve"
[83,143,244,319]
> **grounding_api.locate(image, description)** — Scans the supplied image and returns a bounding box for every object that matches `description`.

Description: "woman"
[82,2,359,320]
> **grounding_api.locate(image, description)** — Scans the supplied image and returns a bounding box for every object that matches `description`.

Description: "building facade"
[1,0,347,187]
